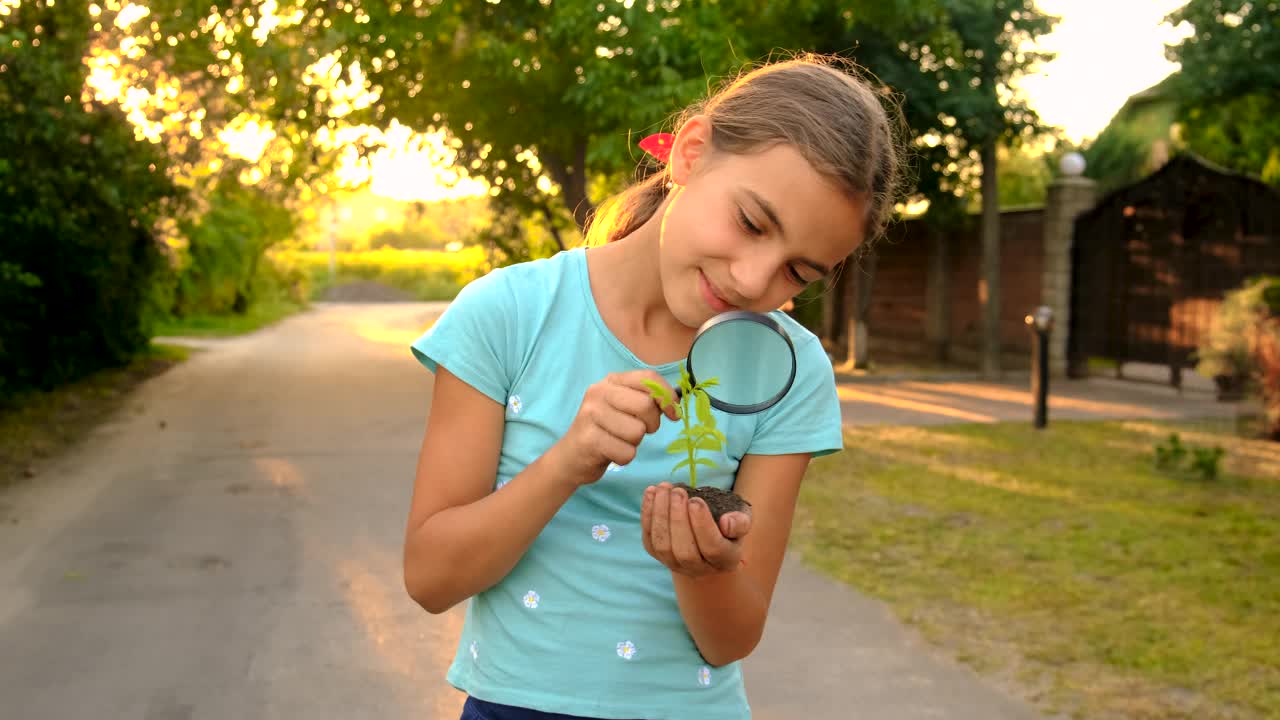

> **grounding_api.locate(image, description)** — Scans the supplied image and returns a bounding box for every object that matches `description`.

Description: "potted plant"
[1197,278,1271,401]
[644,370,751,528]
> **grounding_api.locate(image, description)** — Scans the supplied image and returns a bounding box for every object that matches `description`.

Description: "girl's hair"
[583,53,907,253]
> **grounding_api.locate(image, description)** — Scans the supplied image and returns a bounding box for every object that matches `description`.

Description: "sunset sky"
[1014,0,1191,143]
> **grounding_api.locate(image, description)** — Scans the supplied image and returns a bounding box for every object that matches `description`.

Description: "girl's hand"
[553,371,680,488]
[641,482,751,577]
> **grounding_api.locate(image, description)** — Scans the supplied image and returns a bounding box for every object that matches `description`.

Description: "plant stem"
[682,390,697,488]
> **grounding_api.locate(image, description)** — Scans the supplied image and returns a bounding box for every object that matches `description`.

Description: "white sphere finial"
[1060,151,1086,177]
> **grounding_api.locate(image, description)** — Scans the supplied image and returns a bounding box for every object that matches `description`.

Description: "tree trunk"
[824,267,851,363]
[542,140,596,232]
[822,276,839,355]
[539,205,566,252]
[845,250,878,370]
[980,140,1002,379]
[924,223,951,362]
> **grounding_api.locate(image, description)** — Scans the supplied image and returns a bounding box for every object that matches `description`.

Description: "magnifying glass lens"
[684,311,797,414]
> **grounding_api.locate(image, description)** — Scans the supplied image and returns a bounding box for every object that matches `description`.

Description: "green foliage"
[1165,0,1280,184]
[292,194,491,253]
[1153,431,1188,470]
[133,0,1056,257]
[643,369,725,488]
[1154,433,1226,481]
[1197,276,1280,440]
[1166,0,1280,105]
[1195,276,1280,380]
[473,203,579,268]
[853,1,1056,217]
[1177,93,1280,185]
[0,0,183,395]
[271,247,488,302]
[994,142,1060,208]
[168,178,297,317]
[787,281,829,335]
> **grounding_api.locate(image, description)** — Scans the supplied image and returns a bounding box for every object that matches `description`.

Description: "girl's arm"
[647,453,811,666]
[402,367,580,614]
[404,366,679,614]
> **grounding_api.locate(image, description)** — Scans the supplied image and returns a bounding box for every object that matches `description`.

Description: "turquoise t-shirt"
[410,247,843,720]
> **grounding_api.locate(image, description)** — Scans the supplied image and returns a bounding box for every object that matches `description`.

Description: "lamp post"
[1059,151,1086,178]
[1025,305,1054,429]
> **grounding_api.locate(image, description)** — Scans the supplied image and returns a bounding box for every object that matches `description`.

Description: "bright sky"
[1016,0,1193,144]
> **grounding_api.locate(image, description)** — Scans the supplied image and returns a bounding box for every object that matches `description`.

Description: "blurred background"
[6,0,1277,396]
[2,3,1278,718]
[3,0,1276,395]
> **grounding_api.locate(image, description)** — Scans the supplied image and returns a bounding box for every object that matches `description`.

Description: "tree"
[0,0,183,394]
[995,141,1062,208]
[931,0,1057,378]
[735,1,1055,369]
[132,0,750,247]
[1166,0,1280,184]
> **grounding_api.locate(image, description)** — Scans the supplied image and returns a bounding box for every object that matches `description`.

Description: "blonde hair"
[583,53,906,251]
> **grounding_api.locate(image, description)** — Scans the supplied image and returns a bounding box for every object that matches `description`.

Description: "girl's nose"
[727,251,776,304]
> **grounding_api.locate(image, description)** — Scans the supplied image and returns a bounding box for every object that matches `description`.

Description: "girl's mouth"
[698,270,737,312]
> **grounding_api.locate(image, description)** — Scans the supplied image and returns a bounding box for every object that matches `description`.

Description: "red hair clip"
[638,133,675,163]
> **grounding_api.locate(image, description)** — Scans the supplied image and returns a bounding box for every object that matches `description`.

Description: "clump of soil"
[673,483,752,531]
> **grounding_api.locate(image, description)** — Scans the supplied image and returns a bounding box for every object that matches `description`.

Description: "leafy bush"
[1,2,183,397]
[1196,276,1280,439]
[1153,433,1225,481]
[168,178,297,317]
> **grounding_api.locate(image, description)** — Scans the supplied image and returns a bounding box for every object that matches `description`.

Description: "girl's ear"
[669,114,712,187]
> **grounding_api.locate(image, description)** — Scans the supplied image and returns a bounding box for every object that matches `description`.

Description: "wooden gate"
[1067,155,1280,383]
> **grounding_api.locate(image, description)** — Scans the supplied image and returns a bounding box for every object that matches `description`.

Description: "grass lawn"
[151,297,306,338]
[1,343,189,488]
[794,419,1279,719]
[271,246,487,302]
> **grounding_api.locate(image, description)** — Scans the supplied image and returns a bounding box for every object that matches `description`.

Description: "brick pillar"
[1041,174,1098,375]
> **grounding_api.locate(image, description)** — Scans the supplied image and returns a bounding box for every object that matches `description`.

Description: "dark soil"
[673,483,752,530]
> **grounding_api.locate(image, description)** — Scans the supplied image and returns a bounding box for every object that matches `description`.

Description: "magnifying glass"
[675,310,797,414]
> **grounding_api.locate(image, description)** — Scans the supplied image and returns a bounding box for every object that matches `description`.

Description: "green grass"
[271,246,488,302]
[1088,356,1120,372]
[1,343,190,488]
[794,420,1279,719]
[151,297,306,338]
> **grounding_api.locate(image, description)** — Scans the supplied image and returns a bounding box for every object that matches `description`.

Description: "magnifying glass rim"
[686,310,797,414]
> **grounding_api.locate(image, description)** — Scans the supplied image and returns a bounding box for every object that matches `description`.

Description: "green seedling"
[1154,432,1226,482]
[643,368,726,488]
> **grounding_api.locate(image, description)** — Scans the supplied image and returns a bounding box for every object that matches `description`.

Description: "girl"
[404,54,903,720]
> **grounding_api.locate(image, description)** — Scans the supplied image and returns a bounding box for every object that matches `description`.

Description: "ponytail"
[582,170,669,247]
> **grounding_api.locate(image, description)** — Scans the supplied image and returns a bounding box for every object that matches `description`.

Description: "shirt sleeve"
[745,334,844,458]
[409,267,517,406]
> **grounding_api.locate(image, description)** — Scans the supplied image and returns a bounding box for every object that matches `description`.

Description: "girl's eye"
[736,207,762,235]
[786,265,809,285]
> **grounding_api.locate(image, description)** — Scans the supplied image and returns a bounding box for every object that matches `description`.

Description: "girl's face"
[658,115,869,329]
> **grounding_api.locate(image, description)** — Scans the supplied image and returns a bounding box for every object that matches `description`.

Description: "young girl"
[404,54,903,720]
